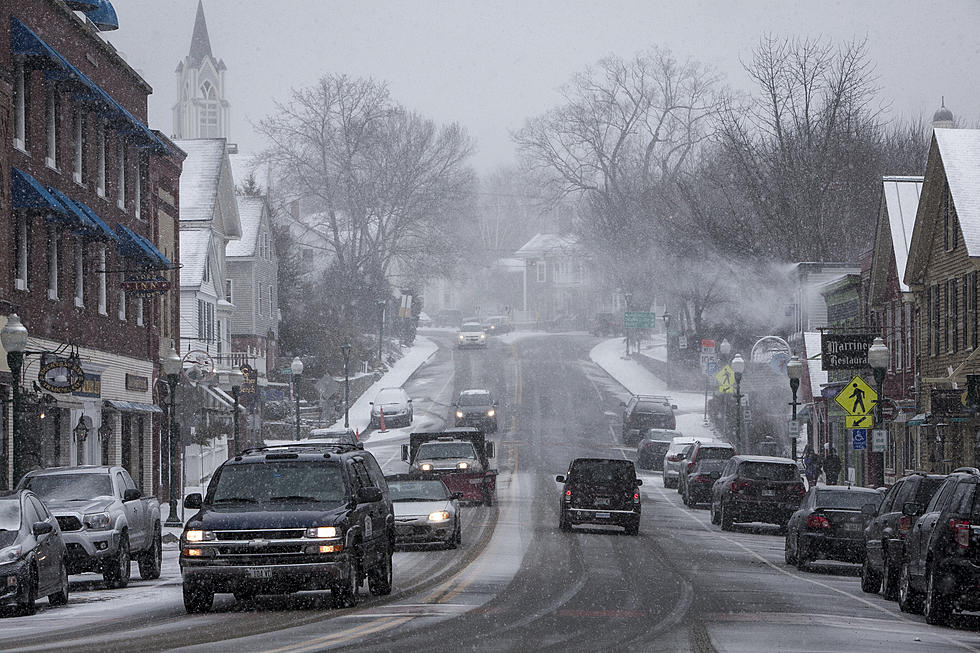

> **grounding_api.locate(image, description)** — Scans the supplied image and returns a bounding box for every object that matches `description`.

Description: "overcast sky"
[107,0,980,173]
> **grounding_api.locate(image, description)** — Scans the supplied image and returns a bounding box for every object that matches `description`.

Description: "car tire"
[898,561,924,614]
[482,487,493,507]
[624,519,639,536]
[710,501,720,525]
[16,566,38,616]
[881,559,899,600]
[138,527,163,580]
[664,477,676,490]
[48,560,70,606]
[559,509,572,532]
[784,534,797,566]
[333,556,359,608]
[860,558,881,594]
[368,547,393,596]
[720,503,734,531]
[183,581,214,613]
[103,533,131,589]
[795,536,808,571]
[923,563,952,626]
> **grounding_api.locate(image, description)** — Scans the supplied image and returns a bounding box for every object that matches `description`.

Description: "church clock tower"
[172,1,229,140]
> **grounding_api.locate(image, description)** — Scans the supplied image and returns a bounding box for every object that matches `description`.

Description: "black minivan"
[556,458,642,535]
[621,395,677,445]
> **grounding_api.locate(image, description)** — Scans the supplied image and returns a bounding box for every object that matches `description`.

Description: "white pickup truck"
[18,466,162,588]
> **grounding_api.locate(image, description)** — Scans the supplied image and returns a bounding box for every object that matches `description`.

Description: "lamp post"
[1,314,28,488]
[162,345,182,527]
[228,367,244,455]
[624,293,633,356]
[719,339,731,440]
[291,356,304,440]
[731,353,746,453]
[377,301,386,366]
[868,336,890,486]
[662,313,673,386]
[341,344,351,429]
[786,355,803,462]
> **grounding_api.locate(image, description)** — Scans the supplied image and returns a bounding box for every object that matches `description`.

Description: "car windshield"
[208,462,347,506]
[23,474,113,501]
[461,323,482,331]
[570,459,635,484]
[816,490,881,510]
[458,394,491,406]
[388,480,450,501]
[375,389,405,404]
[666,442,694,455]
[0,499,20,531]
[740,462,798,481]
[418,443,478,460]
[698,447,735,460]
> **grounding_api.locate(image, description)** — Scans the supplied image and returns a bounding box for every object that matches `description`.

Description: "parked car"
[179,441,394,613]
[662,437,702,489]
[0,490,70,616]
[370,387,413,428]
[457,322,487,349]
[454,389,498,433]
[784,486,883,570]
[897,466,980,625]
[306,428,363,448]
[860,472,946,599]
[556,458,642,535]
[636,429,683,470]
[18,466,162,588]
[678,441,737,500]
[484,315,512,335]
[620,395,677,446]
[386,475,462,548]
[681,458,727,507]
[710,455,806,531]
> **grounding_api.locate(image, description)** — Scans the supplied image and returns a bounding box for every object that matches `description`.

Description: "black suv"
[898,467,980,625]
[556,458,642,535]
[710,455,806,532]
[620,395,677,446]
[178,443,394,613]
[860,472,946,599]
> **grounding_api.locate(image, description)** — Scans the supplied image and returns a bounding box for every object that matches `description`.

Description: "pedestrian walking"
[803,445,822,486]
[823,448,842,486]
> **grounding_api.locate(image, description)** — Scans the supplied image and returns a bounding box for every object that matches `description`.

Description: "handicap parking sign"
[851,429,868,450]
[704,360,718,375]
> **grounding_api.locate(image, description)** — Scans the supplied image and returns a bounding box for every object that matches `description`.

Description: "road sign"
[834,375,878,416]
[872,429,888,453]
[704,360,719,376]
[845,414,874,429]
[715,365,735,393]
[623,311,655,329]
[788,419,800,436]
[851,429,868,450]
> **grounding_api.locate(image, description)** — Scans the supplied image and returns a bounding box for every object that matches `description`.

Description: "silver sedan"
[387,477,462,548]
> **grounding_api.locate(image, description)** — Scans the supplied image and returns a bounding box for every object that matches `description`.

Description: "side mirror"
[861,503,878,517]
[452,492,464,500]
[485,442,495,458]
[619,401,627,407]
[901,501,921,517]
[555,475,565,483]
[369,401,374,406]
[357,487,383,504]
[401,444,409,462]
[32,521,54,536]
[635,479,643,487]
[676,453,686,461]
[123,488,141,502]
[407,398,413,403]
[671,404,678,410]
[183,493,203,510]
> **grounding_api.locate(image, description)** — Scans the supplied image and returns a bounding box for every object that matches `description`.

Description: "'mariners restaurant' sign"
[820,332,875,371]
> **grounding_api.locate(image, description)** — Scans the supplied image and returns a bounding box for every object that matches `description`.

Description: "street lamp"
[162,345,182,527]
[719,338,732,439]
[377,300,386,366]
[228,367,244,455]
[868,336,890,485]
[731,353,746,453]
[624,293,633,356]
[290,356,304,440]
[341,344,351,429]
[1,313,28,488]
[662,313,673,385]
[786,355,803,462]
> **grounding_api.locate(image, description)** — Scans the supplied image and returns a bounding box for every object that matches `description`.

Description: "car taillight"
[898,515,912,536]
[951,519,971,548]
[686,462,696,472]
[667,454,679,462]
[806,514,830,529]
[730,479,751,493]
[633,492,640,503]
[694,475,713,483]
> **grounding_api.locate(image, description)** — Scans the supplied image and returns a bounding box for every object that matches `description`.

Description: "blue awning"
[115,224,172,269]
[74,201,120,243]
[84,1,119,31]
[12,167,62,211]
[46,187,99,234]
[103,399,162,414]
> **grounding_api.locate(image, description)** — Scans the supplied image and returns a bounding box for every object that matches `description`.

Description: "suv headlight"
[184,529,216,543]
[420,463,433,472]
[458,334,465,340]
[428,511,450,522]
[457,461,469,470]
[0,545,23,565]
[83,512,111,530]
[479,333,485,340]
[487,409,495,417]
[305,526,338,538]
[456,410,464,419]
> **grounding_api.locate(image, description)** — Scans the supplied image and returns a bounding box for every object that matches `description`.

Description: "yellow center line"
[263,616,415,653]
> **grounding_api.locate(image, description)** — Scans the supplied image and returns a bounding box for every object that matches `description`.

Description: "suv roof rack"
[240,442,362,455]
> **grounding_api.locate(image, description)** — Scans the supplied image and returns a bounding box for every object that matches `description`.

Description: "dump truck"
[401,428,497,506]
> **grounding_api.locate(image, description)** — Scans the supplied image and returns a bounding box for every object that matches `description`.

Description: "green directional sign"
[624,311,656,329]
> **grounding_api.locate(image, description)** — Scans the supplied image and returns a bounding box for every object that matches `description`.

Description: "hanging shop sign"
[37,355,85,394]
[820,332,876,370]
[120,274,172,297]
[240,364,257,406]
[72,372,102,398]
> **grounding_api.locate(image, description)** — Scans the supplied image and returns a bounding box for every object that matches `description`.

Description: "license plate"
[844,523,863,532]
[595,512,610,519]
[762,489,775,497]
[594,497,610,506]
[469,478,484,485]
[246,568,273,579]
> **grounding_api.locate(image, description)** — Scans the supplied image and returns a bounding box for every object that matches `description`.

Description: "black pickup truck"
[178,442,394,612]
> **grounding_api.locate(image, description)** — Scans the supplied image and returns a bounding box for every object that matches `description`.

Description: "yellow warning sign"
[834,375,878,416]
[845,414,874,429]
[715,365,735,393]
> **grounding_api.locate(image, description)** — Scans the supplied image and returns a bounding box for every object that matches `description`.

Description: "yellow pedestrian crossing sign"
[835,375,877,416]
[715,365,735,393]
[845,414,874,429]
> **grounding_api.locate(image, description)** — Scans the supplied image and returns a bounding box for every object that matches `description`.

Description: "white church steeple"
[172,1,230,140]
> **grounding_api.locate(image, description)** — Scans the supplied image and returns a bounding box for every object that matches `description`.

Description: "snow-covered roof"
[515,233,581,258]
[935,128,980,256]
[881,176,923,292]
[179,229,211,288]
[228,196,264,257]
[176,139,225,223]
[803,332,828,397]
